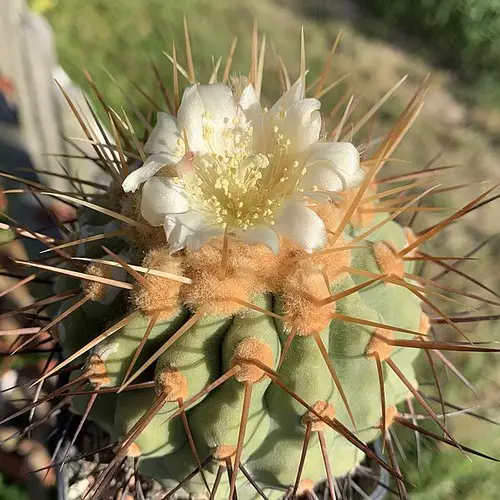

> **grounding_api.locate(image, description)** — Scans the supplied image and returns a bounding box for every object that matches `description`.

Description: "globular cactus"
[60,204,425,498]
[50,74,431,496]
[7,23,500,500]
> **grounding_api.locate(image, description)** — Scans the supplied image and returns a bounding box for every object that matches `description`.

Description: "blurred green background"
[2,0,500,498]
[360,0,500,107]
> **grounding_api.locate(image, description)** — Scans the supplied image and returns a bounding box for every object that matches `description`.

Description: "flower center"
[174,117,308,230]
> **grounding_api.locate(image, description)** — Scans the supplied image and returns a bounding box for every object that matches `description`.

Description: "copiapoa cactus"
[3,21,500,500]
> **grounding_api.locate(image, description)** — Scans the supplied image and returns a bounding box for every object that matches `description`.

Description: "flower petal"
[122,153,177,193]
[144,112,183,156]
[239,84,264,150]
[197,84,238,120]
[177,83,237,155]
[300,165,345,193]
[176,85,205,152]
[268,77,305,116]
[239,84,261,115]
[303,142,363,191]
[234,225,279,254]
[278,98,321,152]
[274,201,327,252]
[140,177,189,226]
[164,212,223,253]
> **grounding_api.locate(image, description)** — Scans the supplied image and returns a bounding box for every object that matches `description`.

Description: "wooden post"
[0,0,111,194]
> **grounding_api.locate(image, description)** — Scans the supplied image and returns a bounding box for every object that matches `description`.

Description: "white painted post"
[0,0,111,194]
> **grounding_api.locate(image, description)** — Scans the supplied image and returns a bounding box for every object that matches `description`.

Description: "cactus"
[5,22,500,500]
[57,189,428,498]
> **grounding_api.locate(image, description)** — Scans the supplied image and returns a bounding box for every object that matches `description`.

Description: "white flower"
[122,78,363,254]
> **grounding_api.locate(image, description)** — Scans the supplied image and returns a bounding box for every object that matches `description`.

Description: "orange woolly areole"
[212,444,236,462]
[312,201,340,230]
[301,400,336,432]
[155,368,189,401]
[419,312,431,335]
[82,263,112,302]
[133,248,182,320]
[230,238,290,292]
[231,337,274,384]
[373,240,405,278]
[337,187,375,229]
[377,405,398,430]
[130,201,356,319]
[86,354,111,387]
[181,245,258,316]
[365,328,395,361]
[299,202,352,280]
[281,265,334,335]
[125,442,142,458]
[296,479,315,495]
[309,233,352,280]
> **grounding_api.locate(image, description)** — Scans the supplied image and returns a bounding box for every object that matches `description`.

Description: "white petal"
[300,165,345,193]
[144,112,183,156]
[165,212,223,253]
[239,84,261,115]
[239,84,264,150]
[165,213,201,253]
[268,77,305,116]
[303,191,332,203]
[176,85,205,152]
[122,153,177,193]
[177,83,237,155]
[278,98,321,152]
[188,228,223,252]
[274,201,327,253]
[140,177,189,226]
[304,142,363,191]
[197,84,237,120]
[234,225,279,254]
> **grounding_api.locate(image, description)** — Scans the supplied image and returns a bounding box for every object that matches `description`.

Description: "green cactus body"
[56,195,425,499]
[49,61,433,498]
[70,386,118,439]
